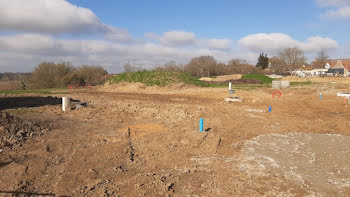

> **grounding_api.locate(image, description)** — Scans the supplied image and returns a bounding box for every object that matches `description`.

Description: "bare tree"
[31,62,108,88]
[278,47,306,71]
[123,63,135,72]
[269,56,284,74]
[73,65,108,85]
[227,58,248,67]
[184,56,217,77]
[312,50,329,68]
[31,62,58,88]
[155,61,183,71]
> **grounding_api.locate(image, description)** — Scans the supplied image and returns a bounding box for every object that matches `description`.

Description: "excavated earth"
[0,82,350,196]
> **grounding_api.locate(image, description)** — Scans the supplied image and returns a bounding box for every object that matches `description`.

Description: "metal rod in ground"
[200,118,204,132]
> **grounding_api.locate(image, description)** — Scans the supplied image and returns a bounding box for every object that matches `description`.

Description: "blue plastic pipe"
[268,106,272,112]
[319,93,322,99]
[200,118,204,132]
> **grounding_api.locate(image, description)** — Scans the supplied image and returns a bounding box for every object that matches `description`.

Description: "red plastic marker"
[272,91,282,98]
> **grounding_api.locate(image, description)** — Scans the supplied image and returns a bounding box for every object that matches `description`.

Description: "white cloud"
[0,33,235,72]
[317,0,350,7]
[317,0,350,19]
[321,6,350,18]
[104,26,133,42]
[0,0,134,42]
[144,32,159,40]
[0,32,341,72]
[238,33,338,53]
[0,0,104,34]
[146,31,232,49]
[0,34,56,53]
[301,36,339,51]
[149,31,196,46]
[238,33,296,52]
[198,38,232,50]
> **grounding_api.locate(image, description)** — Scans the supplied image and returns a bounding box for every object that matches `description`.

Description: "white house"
[290,65,328,77]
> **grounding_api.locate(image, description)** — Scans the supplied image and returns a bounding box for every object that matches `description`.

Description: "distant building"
[290,65,328,77]
[290,59,350,77]
[326,68,344,76]
[326,59,350,76]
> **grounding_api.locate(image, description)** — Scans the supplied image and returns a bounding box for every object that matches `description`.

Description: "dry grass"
[200,74,242,82]
[283,76,350,84]
[0,81,20,91]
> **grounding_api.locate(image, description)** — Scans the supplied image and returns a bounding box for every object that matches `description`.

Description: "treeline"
[30,62,108,89]
[125,47,329,76]
[125,56,268,77]
[0,73,31,82]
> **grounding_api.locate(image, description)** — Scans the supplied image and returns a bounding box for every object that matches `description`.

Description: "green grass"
[290,81,312,86]
[241,74,273,84]
[0,88,68,95]
[108,71,271,89]
[109,70,212,87]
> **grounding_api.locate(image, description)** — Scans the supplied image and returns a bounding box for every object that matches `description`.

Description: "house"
[290,65,328,77]
[327,68,344,76]
[326,59,350,76]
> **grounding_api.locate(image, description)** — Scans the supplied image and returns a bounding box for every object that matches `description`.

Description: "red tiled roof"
[327,59,350,70]
[342,60,350,70]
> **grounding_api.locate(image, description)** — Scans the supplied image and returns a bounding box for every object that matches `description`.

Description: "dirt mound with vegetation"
[108,71,211,87]
[0,112,50,148]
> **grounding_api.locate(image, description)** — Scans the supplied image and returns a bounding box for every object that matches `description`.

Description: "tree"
[73,65,108,85]
[31,62,57,88]
[228,58,248,67]
[269,56,284,74]
[278,47,306,71]
[155,61,183,71]
[123,63,136,72]
[256,53,269,70]
[31,62,108,88]
[54,62,75,87]
[313,50,329,68]
[184,56,217,77]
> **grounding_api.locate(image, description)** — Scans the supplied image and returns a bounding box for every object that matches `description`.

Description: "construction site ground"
[1,78,350,196]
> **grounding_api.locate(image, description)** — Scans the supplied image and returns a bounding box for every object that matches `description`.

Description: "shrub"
[30,62,107,88]
[73,65,108,85]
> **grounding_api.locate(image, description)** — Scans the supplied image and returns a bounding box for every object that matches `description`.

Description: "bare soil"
[0,82,21,91]
[1,79,350,196]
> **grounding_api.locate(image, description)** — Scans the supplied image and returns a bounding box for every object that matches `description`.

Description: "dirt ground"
[1,78,350,196]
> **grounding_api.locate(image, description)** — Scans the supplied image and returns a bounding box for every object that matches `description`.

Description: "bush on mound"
[108,71,210,87]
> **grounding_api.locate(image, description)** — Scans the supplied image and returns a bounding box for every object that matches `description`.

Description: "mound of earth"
[0,112,50,148]
[240,133,350,196]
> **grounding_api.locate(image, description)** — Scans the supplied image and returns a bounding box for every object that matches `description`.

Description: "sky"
[0,0,349,73]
